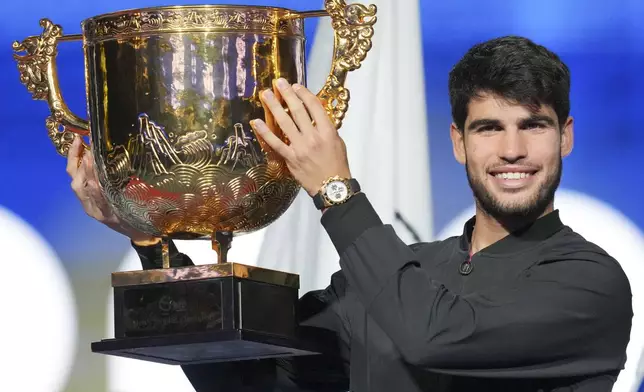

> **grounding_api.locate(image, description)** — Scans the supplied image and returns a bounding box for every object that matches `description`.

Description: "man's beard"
[466,158,562,223]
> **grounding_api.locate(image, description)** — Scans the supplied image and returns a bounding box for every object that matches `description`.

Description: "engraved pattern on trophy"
[12,19,90,156]
[83,7,305,42]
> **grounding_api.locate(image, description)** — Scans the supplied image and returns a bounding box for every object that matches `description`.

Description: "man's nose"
[498,129,527,162]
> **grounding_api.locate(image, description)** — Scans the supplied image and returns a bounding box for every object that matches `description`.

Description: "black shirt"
[133,193,632,391]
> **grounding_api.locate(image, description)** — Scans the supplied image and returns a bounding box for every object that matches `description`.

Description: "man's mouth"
[488,166,539,189]
[492,172,532,180]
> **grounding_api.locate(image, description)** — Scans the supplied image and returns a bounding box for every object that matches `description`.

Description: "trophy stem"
[213,231,233,264]
[161,238,171,269]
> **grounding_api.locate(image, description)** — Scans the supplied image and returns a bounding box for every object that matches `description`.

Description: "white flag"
[259,0,433,294]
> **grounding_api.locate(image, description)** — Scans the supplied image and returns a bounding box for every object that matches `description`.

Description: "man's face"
[450,93,574,220]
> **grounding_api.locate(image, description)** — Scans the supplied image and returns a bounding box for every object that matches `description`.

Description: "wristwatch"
[313,176,361,210]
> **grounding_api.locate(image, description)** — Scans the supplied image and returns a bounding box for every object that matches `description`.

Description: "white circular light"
[0,205,78,392]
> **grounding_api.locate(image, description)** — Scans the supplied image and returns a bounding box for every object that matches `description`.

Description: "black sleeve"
[131,239,196,269]
[131,241,350,391]
[321,193,633,378]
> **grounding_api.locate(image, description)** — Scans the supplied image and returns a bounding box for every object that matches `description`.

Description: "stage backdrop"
[0,0,643,391]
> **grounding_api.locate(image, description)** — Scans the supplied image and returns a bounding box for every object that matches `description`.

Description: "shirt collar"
[458,210,565,255]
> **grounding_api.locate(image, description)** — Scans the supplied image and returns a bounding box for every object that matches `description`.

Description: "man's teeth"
[494,172,531,180]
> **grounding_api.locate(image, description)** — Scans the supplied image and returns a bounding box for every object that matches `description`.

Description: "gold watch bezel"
[319,175,354,207]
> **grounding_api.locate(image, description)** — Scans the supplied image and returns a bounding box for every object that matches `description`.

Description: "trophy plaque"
[12,1,377,365]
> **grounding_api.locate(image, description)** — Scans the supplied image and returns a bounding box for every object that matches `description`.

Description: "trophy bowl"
[12,1,377,365]
[13,1,377,262]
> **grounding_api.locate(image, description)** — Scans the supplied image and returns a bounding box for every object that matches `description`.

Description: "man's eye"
[525,122,545,129]
[478,125,500,132]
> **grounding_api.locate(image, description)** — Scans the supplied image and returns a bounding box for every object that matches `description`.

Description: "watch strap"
[313,192,326,210]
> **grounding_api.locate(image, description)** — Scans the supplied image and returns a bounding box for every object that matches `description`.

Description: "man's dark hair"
[448,35,571,131]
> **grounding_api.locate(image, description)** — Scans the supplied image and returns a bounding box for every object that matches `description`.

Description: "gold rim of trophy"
[88,4,329,20]
[55,5,331,42]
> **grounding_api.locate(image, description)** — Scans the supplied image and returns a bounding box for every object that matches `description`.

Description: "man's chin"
[490,203,538,217]
[470,162,562,223]
[481,193,552,220]
[488,188,535,205]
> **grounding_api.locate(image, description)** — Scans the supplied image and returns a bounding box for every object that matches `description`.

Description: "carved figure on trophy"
[129,114,182,179]
[128,114,218,177]
[216,122,263,170]
[126,114,265,181]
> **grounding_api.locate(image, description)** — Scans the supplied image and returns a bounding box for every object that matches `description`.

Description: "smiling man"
[68,36,633,391]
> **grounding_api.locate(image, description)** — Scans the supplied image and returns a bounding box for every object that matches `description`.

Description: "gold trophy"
[12,2,377,364]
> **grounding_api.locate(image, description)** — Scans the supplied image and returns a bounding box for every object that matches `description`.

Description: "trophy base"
[92,263,321,365]
[91,330,319,365]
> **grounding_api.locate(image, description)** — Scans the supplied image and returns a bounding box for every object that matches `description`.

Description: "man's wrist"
[321,192,382,255]
[313,176,361,210]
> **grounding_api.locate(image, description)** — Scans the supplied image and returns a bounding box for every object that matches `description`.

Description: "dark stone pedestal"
[91,263,321,365]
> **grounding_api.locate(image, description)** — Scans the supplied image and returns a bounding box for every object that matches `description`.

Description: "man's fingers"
[66,135,83,177]
[65,141,111,222]
[71,152,90,198]
[251,119,294,161]
[273,78,315,135]
[71,166,103,219]
[70,175,87,197]
[260,89,302,143]
[294,84,334,133]
[83,151,99,182]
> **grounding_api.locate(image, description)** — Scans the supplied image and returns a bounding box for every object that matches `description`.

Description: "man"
[68,36,632,391]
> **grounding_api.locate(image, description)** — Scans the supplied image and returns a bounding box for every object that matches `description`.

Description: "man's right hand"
[66,135,160,246]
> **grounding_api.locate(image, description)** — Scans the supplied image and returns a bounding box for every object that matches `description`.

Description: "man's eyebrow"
[467,118,501,131]
[466,115,556,131]
[518,114,556,127]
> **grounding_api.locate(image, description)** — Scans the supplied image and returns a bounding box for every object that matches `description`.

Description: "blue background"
[1,0,643,390]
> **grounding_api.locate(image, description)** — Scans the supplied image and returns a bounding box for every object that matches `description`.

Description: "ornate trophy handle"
[12,18,90,157]
[296,1,378,130]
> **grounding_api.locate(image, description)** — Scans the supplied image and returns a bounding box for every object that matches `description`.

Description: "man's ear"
[450,123,466,165]
[560,116,574,157]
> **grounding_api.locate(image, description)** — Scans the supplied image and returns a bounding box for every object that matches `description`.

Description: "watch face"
[326,180,349,203]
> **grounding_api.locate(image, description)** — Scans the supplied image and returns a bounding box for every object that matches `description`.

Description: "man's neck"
[470,203,554,254]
